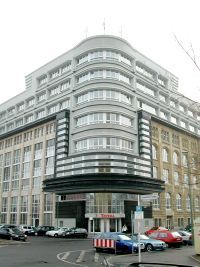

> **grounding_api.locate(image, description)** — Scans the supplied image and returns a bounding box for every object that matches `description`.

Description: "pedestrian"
[122,224,128,233]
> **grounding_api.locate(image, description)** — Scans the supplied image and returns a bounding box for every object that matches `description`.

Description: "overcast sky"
[0,0,200,105]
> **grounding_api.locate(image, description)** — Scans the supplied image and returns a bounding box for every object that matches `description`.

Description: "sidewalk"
[0,238,27,245]
[106,247,200,267]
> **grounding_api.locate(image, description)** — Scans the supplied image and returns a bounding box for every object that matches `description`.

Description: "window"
[136,64,155,80]
[61,63,71,73]
[151,126,158,139]
[184,173,189,185]
[180,120,186,128]
[170,100,176,108]
[160,110,168,120]
[188,110,194,117]
[77,89,132,105]
[152,194,160,209]
[195,197,200,211]
[136,82,155,97]
[37,110,45,119]
[176,194,182,210]
[50,69,60,79]
[27,98,35,107]
[158,77,166,87]
[152,145,157,160]
[159,94,167,102]
[18,103,25,112]
[171,116,177,124]
[173,151,178,165]
[161,130,170,142]
[189,125,195,132]
[162,169,169,183]
[179,105,185,112]
[162,148,168,162]
[166,193,171,209]
[16,119,23,127]
[38,76,47,86]
[37,92,46,102]
[172,133,179,146]
[26,114,34,123]
[49,86,60,96]
[139,102,156,115]
[182,153,188,167]
[153,166,158,178]
[174,171,179,185]
[186,195,191,210]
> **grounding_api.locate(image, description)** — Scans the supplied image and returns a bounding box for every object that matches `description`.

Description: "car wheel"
[146,244,154,252]
[54,233,58,238]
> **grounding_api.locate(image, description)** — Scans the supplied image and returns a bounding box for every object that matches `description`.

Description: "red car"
[145,226,167,235]
[148,230,183,247]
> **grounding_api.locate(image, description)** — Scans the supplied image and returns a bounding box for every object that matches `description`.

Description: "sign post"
[134,195,143,263]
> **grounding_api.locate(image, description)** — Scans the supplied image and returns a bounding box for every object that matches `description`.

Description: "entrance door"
[100,219,110,232]
[166,216,173,229]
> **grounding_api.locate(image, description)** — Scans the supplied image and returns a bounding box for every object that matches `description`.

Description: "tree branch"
[174,34,200,72]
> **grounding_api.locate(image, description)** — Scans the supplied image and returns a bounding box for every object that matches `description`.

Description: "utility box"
[194,217,200,255]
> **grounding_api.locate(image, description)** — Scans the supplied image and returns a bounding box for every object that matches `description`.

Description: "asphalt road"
[0,236,199,267]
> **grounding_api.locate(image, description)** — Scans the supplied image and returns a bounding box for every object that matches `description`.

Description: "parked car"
[0,228,13,240]
[149,230,183,247]
[132,233,167,252]
[63,227,88,238]
[177,230,192,245]
[19,225,37,236]
[1,224,18,229]
[145,226,168,236]
[93,232,145,253]
[35,226,55,236]
[0,228,27,241]
[46,227,70,237]
[185,224,192,232]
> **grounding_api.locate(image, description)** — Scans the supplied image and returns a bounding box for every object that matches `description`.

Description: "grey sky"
[0,0,200,104]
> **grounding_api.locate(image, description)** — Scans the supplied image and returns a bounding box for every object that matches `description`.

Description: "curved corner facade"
[0,35,199,232]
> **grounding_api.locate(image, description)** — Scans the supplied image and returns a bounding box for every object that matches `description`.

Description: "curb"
[190,255,200,265]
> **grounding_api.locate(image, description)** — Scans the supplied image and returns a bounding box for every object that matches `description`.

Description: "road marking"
[94,252,99,262]
[57,249,94,267]
[61,252,70,260]
[76,250,86,263]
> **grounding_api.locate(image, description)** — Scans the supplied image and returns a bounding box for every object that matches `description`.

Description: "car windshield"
[12,228,22,234]
[118,234,131,240]
[172,232,181,237]
[139,234,149,240]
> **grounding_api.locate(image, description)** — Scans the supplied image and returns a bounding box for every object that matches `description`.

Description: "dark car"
[63,227,88,238]
[0,228,12,240]
[0,228,27,241]
[35,226,55,236]
[93,232,145,253]
[1,224,18,229]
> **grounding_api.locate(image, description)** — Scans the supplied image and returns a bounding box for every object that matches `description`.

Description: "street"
[0,236,199,267]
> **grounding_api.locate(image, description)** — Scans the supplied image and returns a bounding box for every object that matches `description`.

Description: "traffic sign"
[134,211,144,220]
[136,206,142,211]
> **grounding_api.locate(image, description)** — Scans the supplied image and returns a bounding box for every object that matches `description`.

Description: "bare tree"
[174,34,200,72]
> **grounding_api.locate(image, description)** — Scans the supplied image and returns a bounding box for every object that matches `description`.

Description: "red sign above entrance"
[97,214,115,218]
